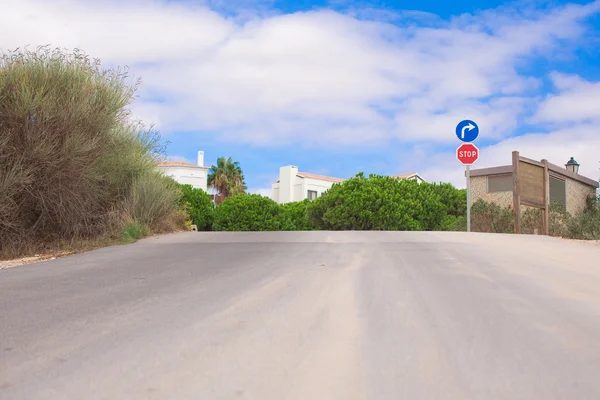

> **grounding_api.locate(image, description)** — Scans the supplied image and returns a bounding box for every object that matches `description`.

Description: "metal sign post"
[455,120,479,233]
[466,165,471,232]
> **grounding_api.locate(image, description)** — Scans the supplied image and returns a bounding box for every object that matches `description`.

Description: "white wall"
[277,166,297,204]
[272,167,340,204]
[272,185,280,203]
[304,178,336,198]
[157,166,208,192]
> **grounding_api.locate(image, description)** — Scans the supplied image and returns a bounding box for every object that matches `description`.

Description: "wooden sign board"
[519,159,545,208]
[512,151,549,235]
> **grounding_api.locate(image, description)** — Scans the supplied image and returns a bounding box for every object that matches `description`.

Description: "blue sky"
[2,0,600,194]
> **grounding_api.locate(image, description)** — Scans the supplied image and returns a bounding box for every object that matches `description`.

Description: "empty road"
[1,231,600,399]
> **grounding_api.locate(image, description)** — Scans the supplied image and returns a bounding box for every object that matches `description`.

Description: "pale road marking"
[117,248,370,399]
[283,247,368,400]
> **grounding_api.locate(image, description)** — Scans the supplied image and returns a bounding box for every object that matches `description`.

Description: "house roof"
[297,172,345,183]
[273,171,425,184]
[155,161,209,169]
[393,172,424,180]
[469,163,599,188]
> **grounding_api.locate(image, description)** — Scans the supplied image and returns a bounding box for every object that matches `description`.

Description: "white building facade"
[271,166,426,204]
[272,166,344,204]
[156,151,210,192]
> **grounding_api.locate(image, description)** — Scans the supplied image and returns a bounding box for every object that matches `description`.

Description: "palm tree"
[208,156,247,199]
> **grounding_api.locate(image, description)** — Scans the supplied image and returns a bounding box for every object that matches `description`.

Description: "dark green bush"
[306,173,448,231]
[470,199,514,233]
[213,194,282,231]
[430,183,467,218]
[179,184,214,231]
[279,199,315,231]
[567,195,600,240]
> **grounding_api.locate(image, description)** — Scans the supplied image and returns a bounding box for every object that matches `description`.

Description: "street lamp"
[565,157,580,174]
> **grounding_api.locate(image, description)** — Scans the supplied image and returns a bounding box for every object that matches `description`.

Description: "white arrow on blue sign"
[455,120,479,142]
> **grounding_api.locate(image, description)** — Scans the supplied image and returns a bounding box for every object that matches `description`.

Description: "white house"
[392,172,426,183]
[272,166,344,204]
[156,151,210,192]
[272,166,426,204]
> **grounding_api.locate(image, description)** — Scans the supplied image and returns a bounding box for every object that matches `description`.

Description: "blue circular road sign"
[456,120,479,142]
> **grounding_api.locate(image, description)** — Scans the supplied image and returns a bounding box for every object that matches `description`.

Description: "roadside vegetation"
[0,47,189,258]
[207,174,467,232]
[470,196,600,239]
[3,49,594,260]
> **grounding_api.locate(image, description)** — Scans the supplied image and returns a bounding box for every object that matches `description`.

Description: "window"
[487,174,512,193]
[549,175,566,209]
[307,190,318,200]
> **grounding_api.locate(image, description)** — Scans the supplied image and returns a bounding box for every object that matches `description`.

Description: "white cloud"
[165,154,195,164]
[2,0,599,149]
[247,187,273,198]
[532,72,600,124]
[421,123,600,188]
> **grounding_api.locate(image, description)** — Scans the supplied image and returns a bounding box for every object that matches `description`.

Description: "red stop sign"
[456,143,479,165]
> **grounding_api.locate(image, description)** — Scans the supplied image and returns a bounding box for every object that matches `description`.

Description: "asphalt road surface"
[2,231,600,399]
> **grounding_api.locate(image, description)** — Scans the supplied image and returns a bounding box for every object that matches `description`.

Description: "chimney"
[279,165,298,204]
[197,151,204,167]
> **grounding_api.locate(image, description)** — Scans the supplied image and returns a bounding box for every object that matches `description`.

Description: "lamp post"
[565,157,580,174]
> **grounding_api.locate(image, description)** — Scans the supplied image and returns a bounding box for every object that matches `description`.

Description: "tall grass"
[0,47,186,258]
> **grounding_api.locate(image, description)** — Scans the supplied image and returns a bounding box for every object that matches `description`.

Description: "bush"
[306,173,448,231]
[124,172,184,231]
[121,221,150,243]
[179,184,214,231]
[213,194,282,231]
[420,182,467,231]
[470,199,514,233]
[0,47,187,257]
[279,199,314,231]
[567,195,600,240]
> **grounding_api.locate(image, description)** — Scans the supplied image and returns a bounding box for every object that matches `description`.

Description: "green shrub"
[213,194,282,231]
[121,221,150,243]
[567,195,600,240]
[0,47,186,257]
[306,173,447,231]
[521,207,543,234]
[430,183,467,218]
[470,199,514,233]
[179,184,214,230]
[279,199,314,231]
[124,172,184,231]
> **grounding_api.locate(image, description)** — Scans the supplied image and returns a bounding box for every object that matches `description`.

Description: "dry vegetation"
[0,47,188,259]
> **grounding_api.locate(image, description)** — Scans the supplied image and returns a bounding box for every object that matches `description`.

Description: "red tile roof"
[156,161,207,169]
[297,172,345,183]
[393,172,419,179]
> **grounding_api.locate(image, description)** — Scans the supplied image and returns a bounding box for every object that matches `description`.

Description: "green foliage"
[279,199,315,231]
[470,199,514,233]
[428,182,467,231]
[208,156,246,199]
[120,221,150,243]
[213,194,282,231]
[0,47,186,257]
[566,195,600,240]
[125,172,183,229]
[306,173,448,231]
[472,197,600,239]
[179,184,214,230]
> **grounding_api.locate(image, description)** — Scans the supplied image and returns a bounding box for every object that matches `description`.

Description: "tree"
[306,173,448,231]
[207,156,246,199]
[213,194,282,231]
[179,184,214,230]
